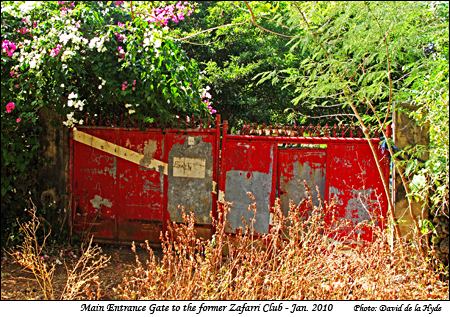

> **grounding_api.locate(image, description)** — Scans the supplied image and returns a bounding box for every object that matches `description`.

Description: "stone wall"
[393,103,448,265]
[393,103,429,238]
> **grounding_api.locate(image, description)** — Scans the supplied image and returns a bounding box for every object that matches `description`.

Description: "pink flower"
[18,27,29,34]
[9,70,15,77]
[207,105,217,115]
[132,79,136,91]
[115,32,125,42]
[16,118,21,123]
[117,46,125,59]
[33,21,38,28]
[50,44,62,57]
[114,1,124,6]
[121,81,128,91]
[2,40,17,57]
[117,22,125,27]
[147,2,193,26]
[5,102,15,113]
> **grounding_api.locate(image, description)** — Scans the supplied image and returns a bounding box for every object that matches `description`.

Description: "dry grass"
[9,200,109,300]
[8,198,448,300]
[114,197,449,300]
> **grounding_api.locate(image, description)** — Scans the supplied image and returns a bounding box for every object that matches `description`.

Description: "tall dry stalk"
[10,200,110,300]
[61,236,110,300]
[115,195,448,300]
[10,200,55,299]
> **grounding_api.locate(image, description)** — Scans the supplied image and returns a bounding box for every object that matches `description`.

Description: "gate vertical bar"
[162,131,169,236]
[212,115,221,224]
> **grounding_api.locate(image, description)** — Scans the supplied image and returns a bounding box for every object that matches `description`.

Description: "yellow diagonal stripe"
[73,129,168,175]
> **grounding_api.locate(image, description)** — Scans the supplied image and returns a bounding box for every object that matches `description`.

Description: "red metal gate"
[218,125,390,242]
[70,119,390,243]
[70,119,220,243]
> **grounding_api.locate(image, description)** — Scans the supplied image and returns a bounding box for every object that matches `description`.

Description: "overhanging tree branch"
[243,1,295,39]
[170,22,248,42]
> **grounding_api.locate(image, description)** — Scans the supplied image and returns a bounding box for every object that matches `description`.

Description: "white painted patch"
[188,136,195,145]
[173,157,206,178]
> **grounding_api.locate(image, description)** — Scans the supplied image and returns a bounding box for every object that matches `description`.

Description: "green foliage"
[174,1,298,127]
[1,1,211,245]
[279,1,449,219]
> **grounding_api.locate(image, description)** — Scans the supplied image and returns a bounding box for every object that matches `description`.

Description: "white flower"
[78,119,84,125]
[29,59,37,69]
[60,84,65,88]
[60,33,71,45]
[61,50,75,62]
[19,1,38,14]
[68,92,78,99]
[88,37,100,49]
[124,104,132,108]
[98,85,103,90]
[67,99,74,107]
[154,39,162,49]
[128,109,136,115]
[63,112,78,127]
[74,100,85,110]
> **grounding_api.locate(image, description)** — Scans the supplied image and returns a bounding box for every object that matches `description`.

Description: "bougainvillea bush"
[1,1,214,244]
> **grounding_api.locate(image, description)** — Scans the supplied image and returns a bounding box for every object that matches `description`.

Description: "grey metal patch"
[167,136,213,224]
[280,161,326,215]
[345,189,377,224]
[225,170,272,234]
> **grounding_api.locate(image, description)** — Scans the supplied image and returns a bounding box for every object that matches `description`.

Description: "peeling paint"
[278,149,326,215]
[142,140,157,163]
[143,179,160,193]
[225,170,271,234]
[329,186,344,206]
[345,189,377,223]
[280,160,325,214]
[167,135,213,224]
[90,195,112,209]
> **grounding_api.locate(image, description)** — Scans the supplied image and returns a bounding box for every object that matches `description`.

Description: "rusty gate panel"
[165,131,218,238]
[72,128,118,240]
[326,141,389,241]
[220,138,277,234]
[115,131,165,242]
[278,147,327,215]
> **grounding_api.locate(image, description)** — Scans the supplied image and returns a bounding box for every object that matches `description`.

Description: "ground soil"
[1,243,153,300]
